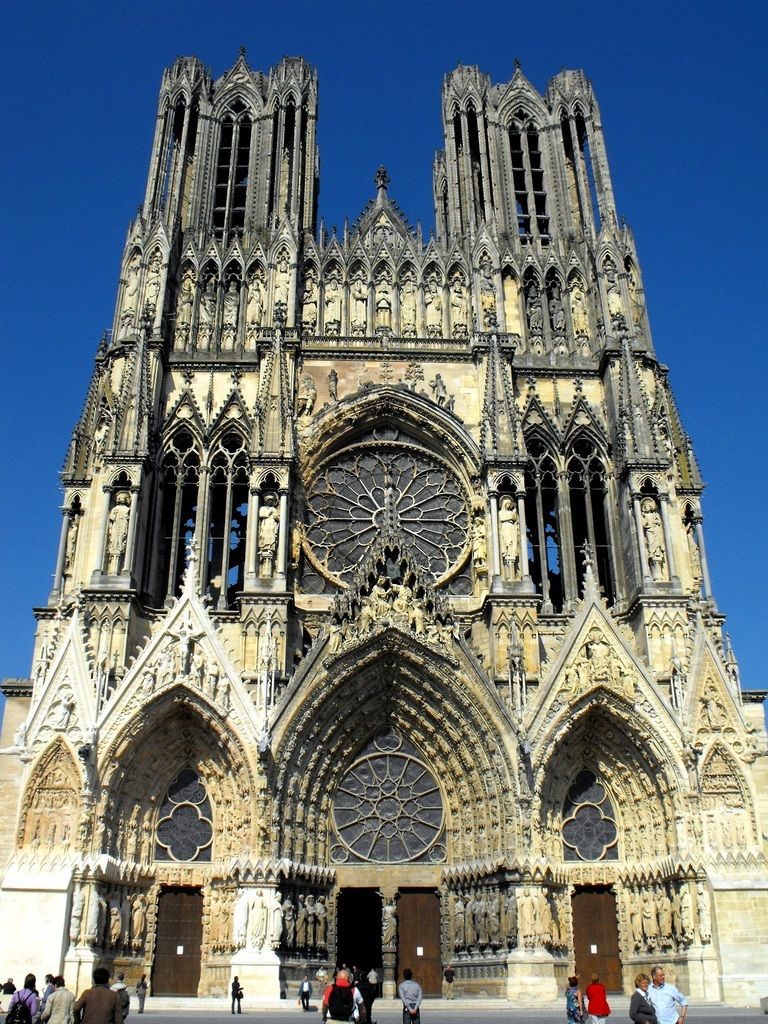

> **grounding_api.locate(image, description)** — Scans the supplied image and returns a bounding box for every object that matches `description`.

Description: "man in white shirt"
[647,966,688,1024]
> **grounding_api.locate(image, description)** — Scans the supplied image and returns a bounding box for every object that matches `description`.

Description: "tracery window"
[212,101,252,240]
[305,441,469,585]
[524,437,563,611]
[509,112,549,242]
[331,732,445,864]
[561,769,618,862]
[155,767,213,863]
[567,437,615,605]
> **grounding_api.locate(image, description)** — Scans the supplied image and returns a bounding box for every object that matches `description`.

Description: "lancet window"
[523,437,563,611]
[567,437,615,605]
[156,430,201,601]
[561,109,600,233]
[508,112,549,242]
[206,431,249,608]
[154,97,199,223]
[212,101,252,240]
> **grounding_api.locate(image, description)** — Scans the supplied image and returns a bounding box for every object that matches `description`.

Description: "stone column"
[659,495,679,586]
[694,519,713,600]
[51,506,71,598]
[489,491,501,582]
[276,489,289,580]
[122,487,141,579]
[92,486,112,580]
[380,888,399,998]
[516,491,531,583]
[244,487,261,588]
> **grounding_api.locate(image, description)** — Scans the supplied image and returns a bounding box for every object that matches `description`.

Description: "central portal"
[337,888,383,975]
[397,890,441,996]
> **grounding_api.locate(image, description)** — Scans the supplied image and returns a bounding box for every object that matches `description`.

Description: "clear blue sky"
[1,2,766,701]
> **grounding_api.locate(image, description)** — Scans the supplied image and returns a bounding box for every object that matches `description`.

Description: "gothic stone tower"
[1,53,767,1005]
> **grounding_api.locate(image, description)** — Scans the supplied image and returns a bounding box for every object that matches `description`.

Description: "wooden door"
[397,890,441,996]
[152,887,203,996]
[571,887,621,991]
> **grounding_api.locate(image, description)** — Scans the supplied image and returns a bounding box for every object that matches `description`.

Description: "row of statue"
[451,886,569,954]
[626,881,711,950]
[69,884,148,953]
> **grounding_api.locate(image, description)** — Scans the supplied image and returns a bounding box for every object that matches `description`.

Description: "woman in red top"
[585,974,611,1023]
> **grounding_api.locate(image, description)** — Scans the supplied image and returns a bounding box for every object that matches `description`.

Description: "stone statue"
[641,498,667,580]
[351,274,367,334]
[328,368,338,402]
[246,272,264,338]
[258,494,280,577]
[450,277,468,336]
[399,276,417,336]
[234,892,248,947]
[274,251,291,317]
[221,279,240,344]
[629,889,643,949]
[499,496,520,579]
[297,374,317,417]
[324,274,342,333]
[375,275,392,330]
[570,279,589,338]
[268,889,283,946]
[479,259,497,328]
[295,893,307,947]
[471,507,487,573]
[106,492,131,574]
[487,890,501,945]
[315,895,327,947]
[518,887,535,948]
[679,883,693,942]
[641,887,658,948]
[64,513,79,574]
[249,889,268,950]
[131,893,147,953]
[144,249,163,313]
[696,882,711,943]
[425,277,442,335]
[504,889,517,946]
[197,278,216,350]
[658,887,673,945]
[604,260,624,327]
[382,899,397,946]
[453,893,466,949]
[119,250,141,336]
[686,521,702,589]
[69,885,85,945]
[109,893,123,947]
[281,895,296,946]
[430,373,447,406]
[53,690,75,730]
[302,278,318,331]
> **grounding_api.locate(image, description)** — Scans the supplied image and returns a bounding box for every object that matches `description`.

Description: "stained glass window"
[561,769,618,861]
[155,767,214,862]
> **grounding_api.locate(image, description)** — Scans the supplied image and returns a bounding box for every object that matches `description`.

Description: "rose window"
[305,446,469,584]
[332,733,444,863]
[155,767,214,862]
[561,769,618,861]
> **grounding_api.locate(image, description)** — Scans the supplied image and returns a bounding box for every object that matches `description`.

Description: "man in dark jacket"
[74,968,121,1024]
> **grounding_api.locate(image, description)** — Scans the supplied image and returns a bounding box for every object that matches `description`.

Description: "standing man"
[442,966,455,1000]
[73,968,121,1024]
[647,965,688,1024]
[110,974,129,1022]
[299,976,312,1011]
[398,969,422,1024]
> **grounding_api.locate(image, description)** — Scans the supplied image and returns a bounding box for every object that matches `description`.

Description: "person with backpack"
[7,973,39,1024]
[73,967,121,1024]
[110,975,129,1022]
[322,968,365,1023]
[40,977,74,1024]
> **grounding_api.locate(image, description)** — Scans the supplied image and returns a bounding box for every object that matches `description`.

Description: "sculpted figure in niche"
[399,275,417,336]
[328,368,338,402]
[626,262,644,332]
[679,883,693,943]
[351,273,368,334]
[641,887,658,949]
[382,899,397,946]
[479,258,497,328]
[359,576,391,632]
[281,895,295,947]
[658,886,673,945]
[109,893,123,948]
[268,889,283,947]
[450,276,469,337]
[297,374,317,418]
[695,882,711,943]
[425,276,443,336]
[629,888,643,949]
[274,251,291,319]
[131,893,147,953]
[258,493,280,578]
[301,277,318,332]
[453,893,466,949]
[487,890,501,945]
[144,249,163,313]
[314,895,328,948]
[525,280,544,353]
[504,889,517,947]
[499,496,520,580]
[197,278,217,350]
[295,893,307,947]
[570,278,589,339]
[69,885,85,945]
[685,520,702,590]
[174,266,195,348]
[246,271,264,341]
[324,274,342,334]
[221,278,240,347]
[375,273,392,331]
[119,250,141,337]
[106,492,131,574]
[548,285,566,335]
[604,259,624,328]
[641,497,667,580]
[471,505,487,574]
[64,513,79,574]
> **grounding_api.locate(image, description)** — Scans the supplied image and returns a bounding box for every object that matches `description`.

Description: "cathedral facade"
[1,53,766,1005]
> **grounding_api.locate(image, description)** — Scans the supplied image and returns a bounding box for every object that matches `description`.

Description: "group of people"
[2,969,148,1024]
[320,966,421,1024]
[566,964,688,1024]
